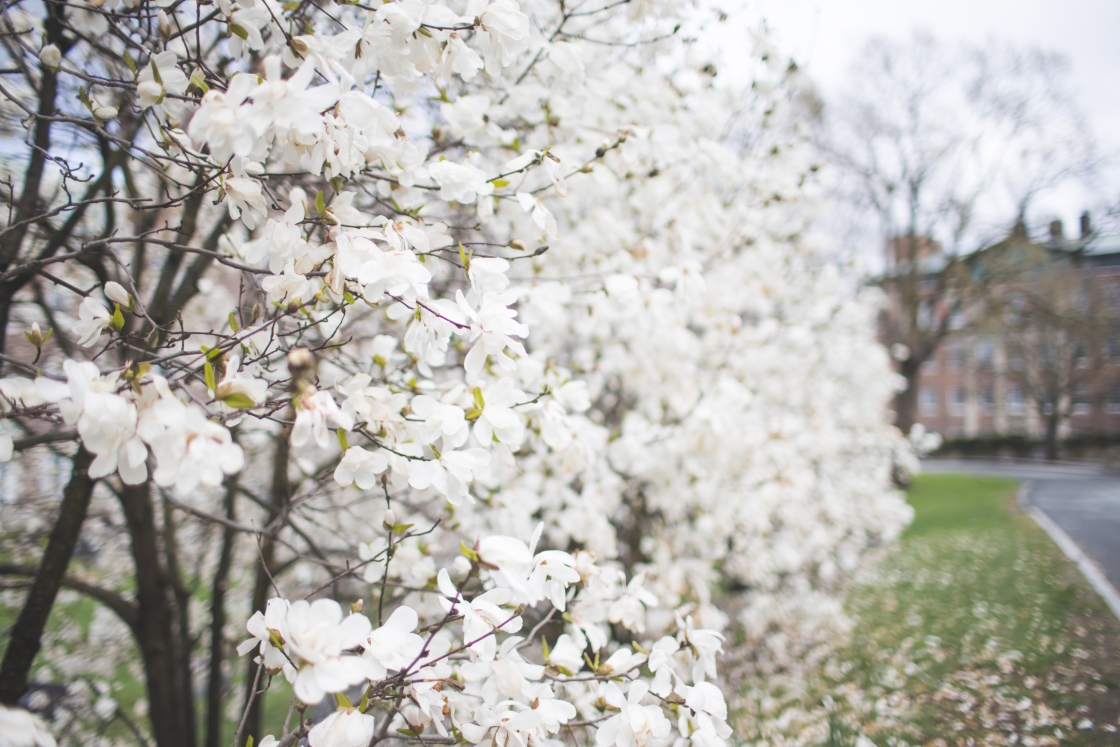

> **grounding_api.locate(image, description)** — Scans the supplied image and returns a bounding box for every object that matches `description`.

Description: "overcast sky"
[722,0,1120,237]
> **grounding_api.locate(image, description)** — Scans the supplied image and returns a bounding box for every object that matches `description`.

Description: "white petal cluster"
[3,0,917,742]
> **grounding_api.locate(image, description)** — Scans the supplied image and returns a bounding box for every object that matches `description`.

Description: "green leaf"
[472,386,485,410]
[245,736,254,747]
[391,523,414,534]
[40,328,52,345]
[396,728,418,737]
[110,304,125,331]
[228,312,240,332]
[343,290,356,305]
[460,541,478,562]
[220,392,256,410]
[230,23,250,40]
[189,69,209,94]
[336,428,349,451]
[206,346,224,360]
[281,0,300,9]
[358,685,371,713]
[541,636,550,661]
[335,692,354,709]
[204,361,217,393]
[123,49,137,75]
[458,241,471,271]
[149,57,163,86]
[315,190,326,214]
[490,179,510,188]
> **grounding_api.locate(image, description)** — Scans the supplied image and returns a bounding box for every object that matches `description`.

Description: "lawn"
[734,473,1120,746]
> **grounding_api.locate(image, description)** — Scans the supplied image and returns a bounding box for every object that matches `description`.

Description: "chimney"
[1049,219,1064,241]
[1080,211,1092,238]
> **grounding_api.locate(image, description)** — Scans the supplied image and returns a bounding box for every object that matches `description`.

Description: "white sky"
[722,0,1120,234]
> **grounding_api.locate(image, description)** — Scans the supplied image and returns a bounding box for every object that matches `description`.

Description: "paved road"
[921,459,1120,595]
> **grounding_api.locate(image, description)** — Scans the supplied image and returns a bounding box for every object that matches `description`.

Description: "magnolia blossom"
[237,598,293,676]
[456,291,528,376]
[72,297,111,347]
[285,600,372,704]
[407,447,490,504]
[140,395,245,492]
[361,605,423,678]
[595,682,672,747]
[136,51,188,108]
[428,161,494,204]
[293,390,354,449]
[333,446,388,489]
[308,708,376,747]
[437,568,521,661]
[0,705,56,747]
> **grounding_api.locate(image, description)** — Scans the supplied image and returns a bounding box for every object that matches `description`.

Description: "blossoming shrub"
[0,0,909,744]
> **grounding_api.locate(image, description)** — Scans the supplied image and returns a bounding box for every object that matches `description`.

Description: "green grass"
[903,474,1018,537]
[734,473,1120,746]
[828,474,1120,746]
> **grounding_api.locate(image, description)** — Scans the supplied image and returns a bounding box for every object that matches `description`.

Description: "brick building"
[886,214,1120,439]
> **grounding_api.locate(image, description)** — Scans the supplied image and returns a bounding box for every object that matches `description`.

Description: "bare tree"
[995,255,1115,460]
[822,32,1100,433]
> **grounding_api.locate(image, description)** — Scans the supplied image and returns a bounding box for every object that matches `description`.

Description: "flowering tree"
[0,0,910,745]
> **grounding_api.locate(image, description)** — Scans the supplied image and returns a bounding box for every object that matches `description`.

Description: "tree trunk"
[206,481,238,747]
[118,482,195,747]
[0,448,95,704]
[893,362,921,435]
[1044,415,1061,461]
[241,426,290,747]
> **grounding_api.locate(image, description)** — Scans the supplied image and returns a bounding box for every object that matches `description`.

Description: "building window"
[1072,385,1091,416]
[920,387,939,416]
[975,341,994,370]
[1109,335,1120,364]
[1105,284,1120,310]
[1006,387,1026,416]
[950,387,966,416]
[979,386,995,414]
[1107,386,1120,415]
[949,346,966,372]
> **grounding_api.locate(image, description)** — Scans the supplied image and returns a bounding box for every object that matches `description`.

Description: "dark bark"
[894,361,921,435]
[206,480,238,747]
[1045,414,1061,461]
[118,482,194,747]
[242,426,290,747]
[160,494,199,747]
[0,448,95,704]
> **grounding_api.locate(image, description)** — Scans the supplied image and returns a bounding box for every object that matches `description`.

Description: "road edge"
[1018,483,1120,623]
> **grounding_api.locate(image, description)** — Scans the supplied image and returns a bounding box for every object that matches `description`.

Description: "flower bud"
[287,347,317,394]
[93,105,119,121]
[39,44,61,69]
[137,80,165,108]
[28,322,43,347]
[350,599,363,614]
[157,10,171,37]
[105,281,131,308]
[382,508,397,532]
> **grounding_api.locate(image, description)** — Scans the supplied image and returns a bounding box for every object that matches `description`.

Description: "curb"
[1018,483,1120,623]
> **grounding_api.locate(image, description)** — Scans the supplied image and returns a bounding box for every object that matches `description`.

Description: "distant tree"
[822,32,1099,434]
[995,256,1116,460]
